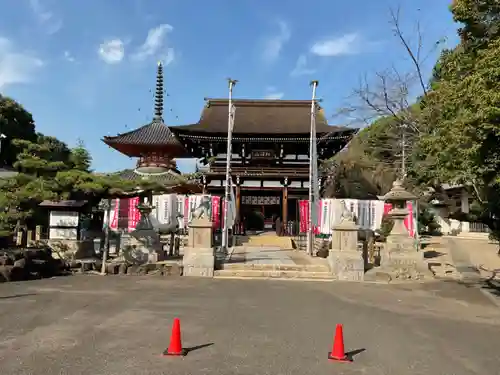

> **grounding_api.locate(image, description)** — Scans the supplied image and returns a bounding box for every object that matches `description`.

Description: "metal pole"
[401,124,406,180]
[101,198,112,275]
[222,78,237,253]
[307,80,318,256]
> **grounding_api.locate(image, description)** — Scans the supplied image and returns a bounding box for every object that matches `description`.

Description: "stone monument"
[368,179,430,281]
[328,215,364,281]
[182,200,215,277]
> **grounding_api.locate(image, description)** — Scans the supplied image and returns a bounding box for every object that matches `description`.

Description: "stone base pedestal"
[328,217,365,282]
[366,240,432,282]
[183,247,215,277]
[182,217,215,278]
[121,232,166,264]
[328,250,364,281]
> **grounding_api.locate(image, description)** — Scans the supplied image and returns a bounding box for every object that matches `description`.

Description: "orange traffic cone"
[328,324,352,362]
[163,318,187,356]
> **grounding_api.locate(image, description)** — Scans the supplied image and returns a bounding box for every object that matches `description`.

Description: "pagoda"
[102,62,201,194]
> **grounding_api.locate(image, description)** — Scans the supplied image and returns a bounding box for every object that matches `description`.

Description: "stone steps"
[426,261,461,279]
[241,235,293,249]
[214,269,334,280]
[221,263,329,272]
[215,261,332,280]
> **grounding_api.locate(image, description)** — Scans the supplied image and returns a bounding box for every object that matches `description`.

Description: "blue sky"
[0,0,458,173]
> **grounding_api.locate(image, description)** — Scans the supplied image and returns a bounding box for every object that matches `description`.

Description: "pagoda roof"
[116,168,183,184]
[102,119,188,157]
[113,169,202,193]
[171,99,350,135]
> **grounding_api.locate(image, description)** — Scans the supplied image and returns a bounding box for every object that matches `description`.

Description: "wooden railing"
[208,166,309,176]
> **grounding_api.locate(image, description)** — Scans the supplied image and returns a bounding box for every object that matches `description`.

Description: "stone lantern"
[382,179,417,252]
[371,179,430,281]
[123,200,164,264]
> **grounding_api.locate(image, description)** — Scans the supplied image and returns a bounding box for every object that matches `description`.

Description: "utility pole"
[306,80,319,256]
[221,78,237,254]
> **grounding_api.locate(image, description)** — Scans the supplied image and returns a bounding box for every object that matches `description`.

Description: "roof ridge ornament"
[154,61,164,121]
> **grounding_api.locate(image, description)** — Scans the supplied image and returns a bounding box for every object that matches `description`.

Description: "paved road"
[1,276,500,375]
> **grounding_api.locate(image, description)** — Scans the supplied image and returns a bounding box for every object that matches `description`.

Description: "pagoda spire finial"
[154,61,164,121]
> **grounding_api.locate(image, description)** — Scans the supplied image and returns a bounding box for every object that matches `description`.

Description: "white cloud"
[161,47,175,66]
[261,20,291,63]
[264,86,284,100]
[98,39,125,64]
[0,37,43,89]
[265,92,284,100]
[29,0,63,35]
[310,33,359,57]
[290,54,316,77]
[63,50,75,62]
[132,24,174,62]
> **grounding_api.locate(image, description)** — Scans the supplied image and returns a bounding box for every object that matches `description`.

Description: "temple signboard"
[251,150,274,159]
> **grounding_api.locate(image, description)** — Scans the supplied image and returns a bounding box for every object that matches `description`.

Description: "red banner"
[127,197,140,232]
[212,196,221,229]
[110,199,119,230]
[299,200,309,233]
[184,197,189,227]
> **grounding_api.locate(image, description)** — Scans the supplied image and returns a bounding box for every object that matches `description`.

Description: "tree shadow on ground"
[424,250,445,259]
[0,293,37,300]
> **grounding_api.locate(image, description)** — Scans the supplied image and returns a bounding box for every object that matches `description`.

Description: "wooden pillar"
[282,185,288,235]
[236,185,241,223]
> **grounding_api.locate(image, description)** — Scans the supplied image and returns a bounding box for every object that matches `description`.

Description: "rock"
[137,265,148,275]
[107,263,120,275]
[145,264,157,274]
[13,258,27,269]
[316,248,329,258]
[127,265,139,275]
[0,265,14,281]
[166,263,182,276]
[118,263,128,274]
[156,264,165,276]
[0,255,13,266]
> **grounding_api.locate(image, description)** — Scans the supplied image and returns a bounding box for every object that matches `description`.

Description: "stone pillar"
[183,216,215,277]
[35,226,42,241]
[27,230,34,247]
[328,217,364,281]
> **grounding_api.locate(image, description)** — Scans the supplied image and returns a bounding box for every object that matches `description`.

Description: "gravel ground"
[1,275,500,375]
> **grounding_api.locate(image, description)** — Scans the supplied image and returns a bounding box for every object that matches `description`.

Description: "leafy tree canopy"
[0,94,37,167]
[0,135,165,237]
[451,0,500,47]
[411,0,500,246]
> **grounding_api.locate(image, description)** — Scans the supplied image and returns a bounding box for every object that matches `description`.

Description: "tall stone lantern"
[379,179,428,280]
[383,179,417,253]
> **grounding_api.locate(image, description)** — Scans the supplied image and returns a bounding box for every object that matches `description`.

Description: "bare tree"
[335,6,444,180]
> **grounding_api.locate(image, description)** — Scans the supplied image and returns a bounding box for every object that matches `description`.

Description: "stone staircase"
[214,262,333,281]
[238,234,293,249]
